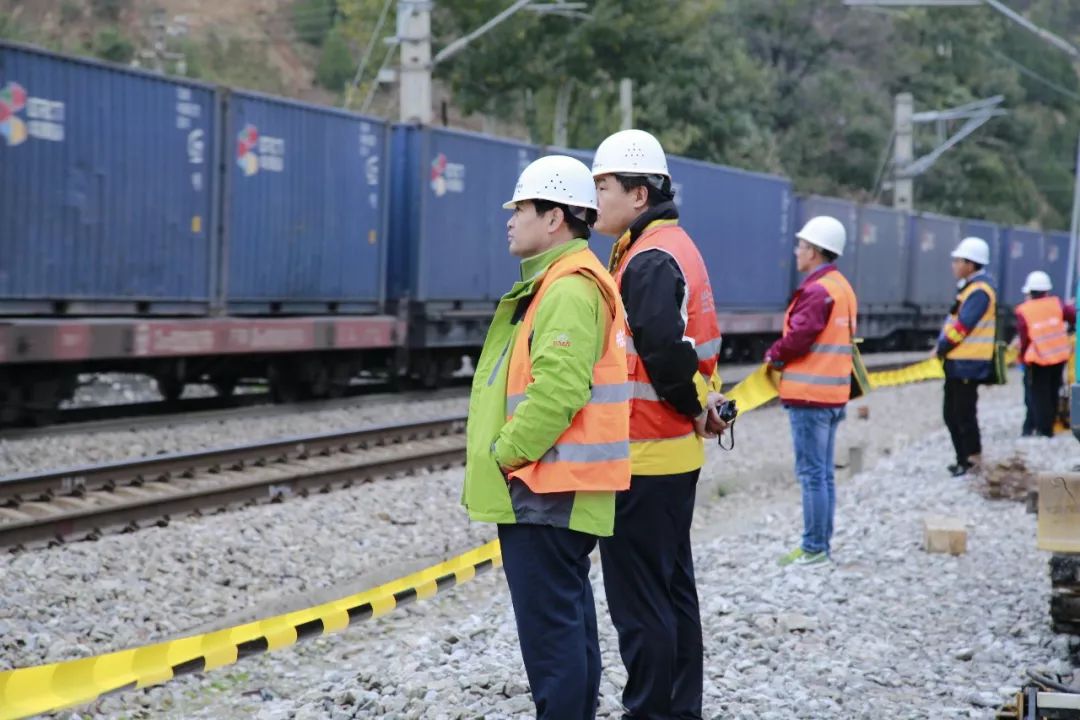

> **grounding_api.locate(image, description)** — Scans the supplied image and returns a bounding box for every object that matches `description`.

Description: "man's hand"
[692,407,716,439]
[704,391,730,434]
[693,392,729,438]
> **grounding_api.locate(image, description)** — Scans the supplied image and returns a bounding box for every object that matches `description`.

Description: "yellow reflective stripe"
[944,326,966,343]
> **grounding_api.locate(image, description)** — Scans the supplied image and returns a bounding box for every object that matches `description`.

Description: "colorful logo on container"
[0,82,28,147]
[237,124,260,176]
[429,152,465,196]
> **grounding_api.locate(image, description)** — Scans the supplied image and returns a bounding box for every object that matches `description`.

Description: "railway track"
[1,353,928,440]
[0,416,468,551]
[0,351,932,552]
[0,384,472,440]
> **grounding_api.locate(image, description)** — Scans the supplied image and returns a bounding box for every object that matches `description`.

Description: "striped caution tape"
[0,541,502,720]
[726,348,1022,413]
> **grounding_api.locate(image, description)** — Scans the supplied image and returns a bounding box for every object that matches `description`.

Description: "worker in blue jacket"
[935,237,998,477]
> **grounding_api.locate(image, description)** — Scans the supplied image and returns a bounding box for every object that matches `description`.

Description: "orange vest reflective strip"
[1018,296,1072,366]
[613,223,722,445]
[944,279,996,361]
[505,249,630,494]
[779,270,857,404]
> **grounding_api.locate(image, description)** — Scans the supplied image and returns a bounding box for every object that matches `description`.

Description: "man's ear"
[547,206,564,233]
[633,185,650,211]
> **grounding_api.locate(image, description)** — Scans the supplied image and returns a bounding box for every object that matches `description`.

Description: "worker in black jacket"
[593,129,725,720]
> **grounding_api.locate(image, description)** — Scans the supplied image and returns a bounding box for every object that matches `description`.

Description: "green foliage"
[60,1,83,24]
[335,0,397,108]
[315,27,353,91]
[430,0,1080,229]
[93,26,134,64]
[0,11,28,41]
[90,0,129,22]
[190,33,285,95]
[293,0,336,46]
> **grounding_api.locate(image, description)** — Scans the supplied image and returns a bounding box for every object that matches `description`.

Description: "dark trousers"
[1023,366,1035,436]
[944,378,982,466]
[1027,362,1066,437]
[498,523,601,720]
[600,469,703,720]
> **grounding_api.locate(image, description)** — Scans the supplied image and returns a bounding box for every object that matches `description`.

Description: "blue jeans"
[786,406,845,555]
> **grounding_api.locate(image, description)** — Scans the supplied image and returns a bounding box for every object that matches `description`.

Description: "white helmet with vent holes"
[503,155,598,211]
[591,129,669,178]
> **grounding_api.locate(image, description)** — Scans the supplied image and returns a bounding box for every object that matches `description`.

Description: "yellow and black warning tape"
[0,350,1031,719]
[725,356,955,414]
[0,542,501,720]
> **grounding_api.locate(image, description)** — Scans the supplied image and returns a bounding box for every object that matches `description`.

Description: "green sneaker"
[777,547,830,567]
[792,551,830,567]
[777,547,806,566]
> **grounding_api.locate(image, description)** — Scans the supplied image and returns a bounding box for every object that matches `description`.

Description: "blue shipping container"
[224,91,387,312]
[796,196,858,289]
[0,41,217,313]
[669,156,793,310]
[855,205,907,308]
[390,126,538,303]
[1043,231,1069,298]
[907,213,962,309]
[1002,227,1044,307]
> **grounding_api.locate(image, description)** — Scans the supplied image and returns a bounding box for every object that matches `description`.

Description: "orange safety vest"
[944,278,996,361]
[613,222,722,463]
[505,249,631,494]
[779,270,858,405]
[1017,296,1072,366]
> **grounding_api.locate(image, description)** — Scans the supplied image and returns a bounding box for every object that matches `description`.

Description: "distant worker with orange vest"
[592,129,726,720]
[462,154,631,720]
[764,216,857,568]
[1016,270,1076,438]
[936,237,998,477]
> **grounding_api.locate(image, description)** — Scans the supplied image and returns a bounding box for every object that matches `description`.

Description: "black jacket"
[618,202,705,420]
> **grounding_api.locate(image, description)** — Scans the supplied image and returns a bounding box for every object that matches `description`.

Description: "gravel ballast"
[3,373,1076,719]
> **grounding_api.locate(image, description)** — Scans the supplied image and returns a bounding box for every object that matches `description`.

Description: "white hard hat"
[951,236,990,265]
[796,216,846,257]
[591,129,669,178]
[503,155,598,212]
[1022,270,1052,293]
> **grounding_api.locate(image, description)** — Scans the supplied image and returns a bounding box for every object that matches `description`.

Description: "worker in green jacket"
[463,154,631,720]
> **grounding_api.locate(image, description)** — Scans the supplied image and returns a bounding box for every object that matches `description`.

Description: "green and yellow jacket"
[462,240,616,537]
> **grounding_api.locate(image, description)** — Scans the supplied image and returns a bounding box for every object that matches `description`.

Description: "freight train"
[0,40,1071,425]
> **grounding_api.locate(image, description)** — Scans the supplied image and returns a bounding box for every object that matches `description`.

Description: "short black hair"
[614,174,675,208]
[531,199,593,240]
[820,249,838,263]
[1031,290,1048,299]
[970,262,985,271]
